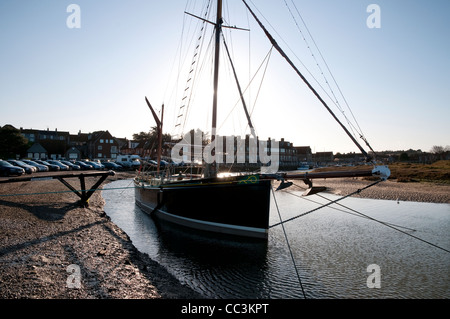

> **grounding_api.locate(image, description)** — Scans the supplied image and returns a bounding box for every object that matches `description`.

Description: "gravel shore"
[0,172,203,299]
[0,172,448,299]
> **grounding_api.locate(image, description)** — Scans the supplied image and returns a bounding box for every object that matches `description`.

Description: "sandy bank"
[304,178,450,204]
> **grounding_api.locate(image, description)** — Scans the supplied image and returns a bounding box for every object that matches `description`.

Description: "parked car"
[145,159,168,168]
[114,162,126,169]
[0,160,25,176]
[116,155,141,169]
[82,160,104,170]
[90,160,106,169]
[167,159,182,167]
[22,160,49,172]
[145,160,158,167]
[60,160,81,170]
[7,160,36,174]
[101,160,122,170]
[47,160,69,171]
[160,160,169,168]
[34,160,60,171]
[73,161,93,170]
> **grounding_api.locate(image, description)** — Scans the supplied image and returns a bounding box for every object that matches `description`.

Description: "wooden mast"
[206,0,223,178]
[145,97,163,174]
[157,104,164,174]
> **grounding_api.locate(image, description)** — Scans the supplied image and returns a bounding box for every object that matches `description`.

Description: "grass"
[387,160,450,184]
[315,160,450,184]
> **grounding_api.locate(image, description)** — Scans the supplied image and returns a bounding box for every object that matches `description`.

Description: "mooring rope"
[315,193,450,254]
[271,186,307,299]
[273,181,450,254]
[269,180,382,228]
[0,186,136,198]
[287,184,416,232]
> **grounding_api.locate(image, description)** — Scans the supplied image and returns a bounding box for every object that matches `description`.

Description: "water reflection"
[150,218,271,298]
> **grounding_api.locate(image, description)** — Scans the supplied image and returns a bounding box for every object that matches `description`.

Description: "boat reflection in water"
[151,216,271,298]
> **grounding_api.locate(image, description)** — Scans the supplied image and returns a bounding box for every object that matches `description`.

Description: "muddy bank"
[0,173,203,299]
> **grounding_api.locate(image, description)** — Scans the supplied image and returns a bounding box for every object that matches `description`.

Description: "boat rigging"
[135,0,390,240]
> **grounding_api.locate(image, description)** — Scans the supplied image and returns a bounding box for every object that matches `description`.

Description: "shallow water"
[103,179,450,299]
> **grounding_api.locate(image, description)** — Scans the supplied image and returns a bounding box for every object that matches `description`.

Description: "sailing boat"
[134,0,390,239]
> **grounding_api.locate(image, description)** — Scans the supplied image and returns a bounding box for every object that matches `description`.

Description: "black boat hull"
[134,176,272,239]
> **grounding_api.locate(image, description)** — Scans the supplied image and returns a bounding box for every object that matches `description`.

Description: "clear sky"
[1,0,449,154]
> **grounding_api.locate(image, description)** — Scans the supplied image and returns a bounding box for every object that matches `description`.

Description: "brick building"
[20,127,120,160]
[86,131,120,160]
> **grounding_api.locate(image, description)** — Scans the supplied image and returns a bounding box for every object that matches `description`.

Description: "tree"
[430,145,445,155]
[132,126,171,149]
[0,125,29,159]
[431,145,449,161]
[399,152,409,161]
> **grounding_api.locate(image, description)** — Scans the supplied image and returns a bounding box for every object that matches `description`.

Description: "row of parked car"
[0,159,126,177]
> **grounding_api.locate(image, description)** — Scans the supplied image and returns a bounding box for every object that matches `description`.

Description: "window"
[100,139,104,143]
[110,139,114,144]
[98,153,102,158]
[98,145,102,150]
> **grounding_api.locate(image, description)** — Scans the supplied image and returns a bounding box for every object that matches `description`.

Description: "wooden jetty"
[0,170,115,207]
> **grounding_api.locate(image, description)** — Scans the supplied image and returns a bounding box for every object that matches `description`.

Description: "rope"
[173,0,213,138]
[270,180,382,228]
[275,182,450,254]
[0,186,136,198]
[315,193,450,254]
[282,0,372,156]
[271,187,307,299]
[288,184,416,232]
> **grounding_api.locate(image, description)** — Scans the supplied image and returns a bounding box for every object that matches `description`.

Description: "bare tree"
[431,145,445,154]
[430,145,449,161]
